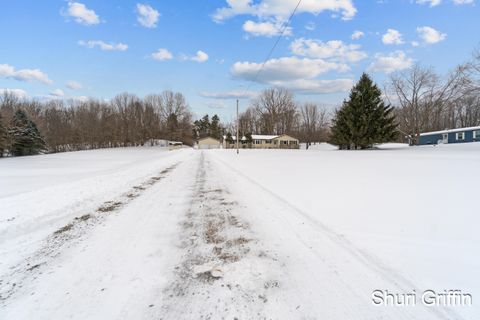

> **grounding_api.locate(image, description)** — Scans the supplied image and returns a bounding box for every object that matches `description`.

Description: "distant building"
[197,137,221,149]
[168,141,183,150]
[223,134,299,149]
[418,126,480,145]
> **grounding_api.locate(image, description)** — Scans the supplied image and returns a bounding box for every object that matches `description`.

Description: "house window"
[265,140,272,144]
[254,140,261,144]
[456,132,465,141]
[282,141,288,145]
[474,130,480,140]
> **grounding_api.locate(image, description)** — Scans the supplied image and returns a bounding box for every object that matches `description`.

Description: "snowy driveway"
[1,146,478,319]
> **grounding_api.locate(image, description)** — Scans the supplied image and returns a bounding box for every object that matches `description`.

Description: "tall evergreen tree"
[0,113,7,157]
[193,114,212,139]
[210,114,221,139]
[8,110,46,156]
[331,73,398,149]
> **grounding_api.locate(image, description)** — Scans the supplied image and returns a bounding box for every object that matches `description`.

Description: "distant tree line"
[226,88,330,149]
[0,91,193,156]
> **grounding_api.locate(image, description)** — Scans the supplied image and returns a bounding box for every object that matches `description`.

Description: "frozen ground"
[0,143,479,319]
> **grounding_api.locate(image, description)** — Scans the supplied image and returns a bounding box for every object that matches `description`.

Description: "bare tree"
[251,88,297,134]
[0,90,194,154]
[388,64,468,144]
[230,89,332,144]
[300,103,323,148]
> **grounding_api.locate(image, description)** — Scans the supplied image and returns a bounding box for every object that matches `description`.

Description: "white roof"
[419,126,480,136]
[251,135,279,140]
[223,134,280,141]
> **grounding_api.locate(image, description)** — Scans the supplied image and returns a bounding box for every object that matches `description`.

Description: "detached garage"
[197,137,221,149]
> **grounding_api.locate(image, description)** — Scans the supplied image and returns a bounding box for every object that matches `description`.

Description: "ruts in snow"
[158,152,285,320]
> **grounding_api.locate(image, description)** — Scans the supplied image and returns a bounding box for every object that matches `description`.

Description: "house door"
[442,133,448,144]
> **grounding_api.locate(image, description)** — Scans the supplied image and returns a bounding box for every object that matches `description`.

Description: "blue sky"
[0,0,479,121]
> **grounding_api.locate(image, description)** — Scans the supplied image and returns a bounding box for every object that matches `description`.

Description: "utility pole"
[236,99,239,154]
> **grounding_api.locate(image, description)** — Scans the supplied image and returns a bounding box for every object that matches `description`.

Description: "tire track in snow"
[158,152,288,320]
[0,162,181,306]
[210,154,464,320]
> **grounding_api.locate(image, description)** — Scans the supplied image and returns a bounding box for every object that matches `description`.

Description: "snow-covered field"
[1,144,479,319]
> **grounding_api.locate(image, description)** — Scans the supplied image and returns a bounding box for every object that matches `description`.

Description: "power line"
[235,0,303,156]
[245,0,303,93]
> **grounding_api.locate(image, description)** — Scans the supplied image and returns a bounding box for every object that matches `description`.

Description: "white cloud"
[243,20,292,37]
[416,0,473,6]
[78,40,128,51]
[416,0,442,6]
[190,51,209,63]
[416,26,447,44]
[200,90,258,99]
[230,55,354,94]
[368,51,413,74]
[351,30,365,40]
[66,80,83,90]
[0,88,28,99]
[452,0,474,4]
[382,29,404,45]
[231,57,348,83]
[0,64,53,84]
[136,4,160,28]
[290,38,368,62]
[200,79,354,100]
[268,78,354,94]
[50,89,65,97]
[213,0,357,22]
[151,48,173,61]
[63,2,100,25]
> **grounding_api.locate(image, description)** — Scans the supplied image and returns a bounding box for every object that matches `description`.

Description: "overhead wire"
[243,0,303,94]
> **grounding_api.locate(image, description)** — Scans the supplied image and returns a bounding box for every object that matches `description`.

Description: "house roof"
[419,126,480,136]
[251,135,279,140]
[222,134,298,141]
[223,134,279,141]
[274,134,299,140]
